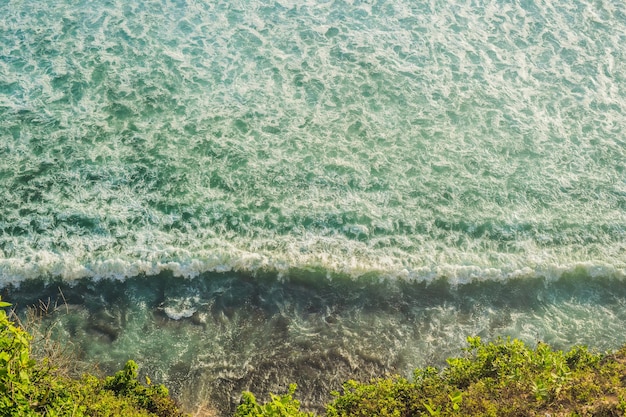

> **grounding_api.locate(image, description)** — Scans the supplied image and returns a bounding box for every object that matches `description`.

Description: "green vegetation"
[235,384,314,417]
[238,336,626,417]
[0,297,187,417]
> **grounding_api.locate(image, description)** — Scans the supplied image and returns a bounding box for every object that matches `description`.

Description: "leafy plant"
[448,390,462,412]
[323,336,626,416]
[0,296,44,415]
[423,399,442,416]
[0,297,187,417]
[235,383,314,417]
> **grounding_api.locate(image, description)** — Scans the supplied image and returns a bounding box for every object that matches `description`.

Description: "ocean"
[1,0,625,414]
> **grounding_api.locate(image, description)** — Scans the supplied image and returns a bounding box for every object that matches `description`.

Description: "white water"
[1,0,625,285]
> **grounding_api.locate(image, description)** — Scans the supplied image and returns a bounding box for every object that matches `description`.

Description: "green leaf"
[20,350,30,367]
[19,369,30,383]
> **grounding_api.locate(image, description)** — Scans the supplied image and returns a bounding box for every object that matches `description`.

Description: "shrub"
[0,296,50,416]
[325,336,625,417]
[0,297,187,417]
[234,384,315,417]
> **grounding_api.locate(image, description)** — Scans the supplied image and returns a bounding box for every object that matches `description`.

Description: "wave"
[1,244,625,288]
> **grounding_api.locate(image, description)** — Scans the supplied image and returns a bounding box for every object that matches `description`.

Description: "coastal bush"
[234,383,315,417]
[0,297,187,417]
[234,336,626,416]
[324,336,626,417]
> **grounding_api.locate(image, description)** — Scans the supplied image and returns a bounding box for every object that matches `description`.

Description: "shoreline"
[4,272,626,414]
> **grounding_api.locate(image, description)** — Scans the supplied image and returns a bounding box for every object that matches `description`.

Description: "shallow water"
[6,271,626,414]
[1,0,626,414]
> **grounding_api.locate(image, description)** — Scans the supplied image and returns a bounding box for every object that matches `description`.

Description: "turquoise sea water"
[1,0,626,414]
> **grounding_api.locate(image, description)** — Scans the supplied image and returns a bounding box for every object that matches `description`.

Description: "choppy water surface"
[1,0,626,414]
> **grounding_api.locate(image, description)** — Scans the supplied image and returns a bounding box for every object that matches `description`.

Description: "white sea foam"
[1,242,624,287]
[1,0,625,288]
